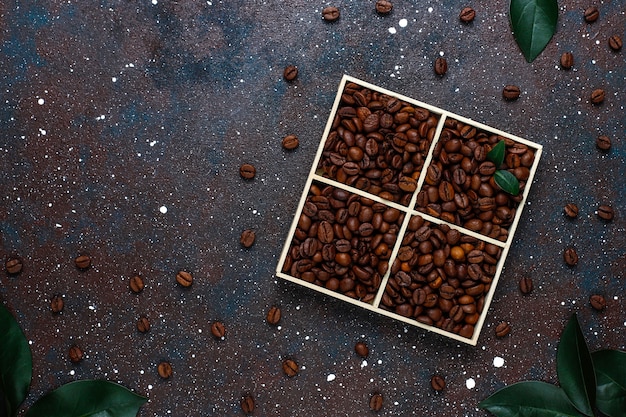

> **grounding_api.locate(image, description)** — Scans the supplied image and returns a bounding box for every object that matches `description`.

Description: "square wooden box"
[276,75,542,345]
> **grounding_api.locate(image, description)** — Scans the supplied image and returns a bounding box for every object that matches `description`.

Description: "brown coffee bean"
[584,6,599,23]
[369,393,383,411]
[51,294,64,313]
[158,361,173,379]
[563,247,578,266]
[282,134,299,150]
[74,254,91,269]
[597,205,614,221]
[211,321,226,339]
[495,321,511,337]
[564,203,579,218]
[590,88,605,104]
[240,229,256,248]
[459,7,476,23]
[589,294,606,311]
[322,6,340,21]
[560,52,574,69]
[431,375,446,391]
[266,306,281,325]
[137,316,150,333]
[241,394,255,414]
[282,358,299,377]
[608,35,623,51]
[519,276,533,294]
[355,341,369,358]
[283,65,298,81]
[502,85,521,100]
[434,57,447,76]
[129,275,144,293]
[240,163,256,179]
[176,270,193,287]
[69,345,84,363]
[375,0,393,14]
[5,257,23,274]
[595,135,611,151]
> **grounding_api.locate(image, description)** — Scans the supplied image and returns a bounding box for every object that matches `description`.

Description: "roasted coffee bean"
[563,247,578,266]
[129,275,144,293]
[595,135,611,151]
[322,6,340,21]
[5,257,22,274]
[584,6,599,23]
[519,276,533,294]
[240,229,256,248]
[495,321,511,337]
[137,316,150,333]
[590,89,605,104]
[75,254,91,269]
[69,345,84,363]
[431,375,446,391]
[158,361,173,379]
[283,65,298,81]
[266,306,281,325]
[51,294,64,313]
[369,393,383,411]
[560,52,574,69]
[608,35,623,51]
[375,0,393,14]
[282,134,299,150]
[211,321,226,339]
[241,395,255,414]
[589,294,606,311]
[176,270,193,287]
[239,163,256,179]
[564,203,579,218]
[355,341,369,358]
[282,358,299,377]
[502,85,521,100]
[434,57,448,76]
[459,7,476,23]
[597,205,614,221]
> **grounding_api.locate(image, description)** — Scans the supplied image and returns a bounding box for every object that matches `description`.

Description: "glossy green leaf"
[25,380,147,417]
[592,349,626,417]
[487,140,506,167]
[479,381,586,417]
[510,0,558,62]
[494,170,520,196]
[557,314,595,416]
[0,304,32,417]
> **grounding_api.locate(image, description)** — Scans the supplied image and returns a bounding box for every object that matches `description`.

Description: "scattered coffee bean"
[129,275,144,293]
[495,321,511,337]
[563,247,579,266]
[137,316,150,333]
[431,375,446,391]
[266,305,281,325]
[560,52,574,69]
[583,6,599,23]
[519,277,533,295]
[5,257,23,274]
[590,88,605,104]
[595,135,611,151]
[74,254,91,269]
[375,0,393,15]
[502,85,521,100]
[608,35,623,51]
[241,394,255,414]
[239,163,256,179]
[211,321,226,339]
[176,270,193,287]
[283,65,298,81]
[564,203,579,218]
[369,393,383,411]
[434,57,448,76]
[589,294,606,311]
[51,294,64,313]
[282,134,299,150]
[282,358,299,377]
[354,341,369,358]
[597,205,614,221]
[158,361,173,379]
[322,6,340,21]
[459,7,476,23]
[69,345,84,363]
[240,229,256,248]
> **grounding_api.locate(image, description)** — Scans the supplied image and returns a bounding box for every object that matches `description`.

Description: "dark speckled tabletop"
[1,1,624,416]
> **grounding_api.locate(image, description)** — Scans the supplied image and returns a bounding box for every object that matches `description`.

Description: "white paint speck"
[428,7,433,13]
[361,360,368,369]
[388,27,397,34]
[327,374,336,382]
[159,206,168,214]
[399,18,408,27]
[151,0,157,4]
[112,77,117,82]
[38,98,44,105]
[493,357,505,368]
[466,378,476,389]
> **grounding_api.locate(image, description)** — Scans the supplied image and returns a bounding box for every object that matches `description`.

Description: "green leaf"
[494,170,520,196]
[510,0,558,62]
[25,380,147,417]
[479,381,586,417]
[557,314,595,416]
[487,140,506,167]
[592,349,626,417]
[0,304,32,417]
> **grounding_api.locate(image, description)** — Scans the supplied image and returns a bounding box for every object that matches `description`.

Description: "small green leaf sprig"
[486,140,521,196]
[510,0,559,63]
[480,313,626,417]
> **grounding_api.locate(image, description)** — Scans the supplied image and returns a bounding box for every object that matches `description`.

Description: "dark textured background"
[1,1,624,416]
